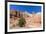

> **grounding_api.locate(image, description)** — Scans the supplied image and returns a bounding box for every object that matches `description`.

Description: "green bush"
[18,17,26,27]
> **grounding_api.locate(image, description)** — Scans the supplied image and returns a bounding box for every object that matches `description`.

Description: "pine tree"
[18,17,26,27]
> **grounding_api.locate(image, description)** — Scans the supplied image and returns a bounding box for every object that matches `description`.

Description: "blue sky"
[10,5,41,14]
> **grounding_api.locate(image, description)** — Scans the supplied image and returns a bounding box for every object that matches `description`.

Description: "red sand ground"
[10,14,41,29]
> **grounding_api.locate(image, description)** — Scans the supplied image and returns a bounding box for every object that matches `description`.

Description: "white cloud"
[24,11,32,16]
[36,12,41,15]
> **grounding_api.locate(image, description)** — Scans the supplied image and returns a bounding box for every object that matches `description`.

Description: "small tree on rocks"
[18,17,26,27]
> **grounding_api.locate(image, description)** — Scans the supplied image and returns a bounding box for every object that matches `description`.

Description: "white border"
[7,2,43,32]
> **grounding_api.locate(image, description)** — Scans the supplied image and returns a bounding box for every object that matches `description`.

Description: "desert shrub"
[18,17,26,27]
